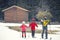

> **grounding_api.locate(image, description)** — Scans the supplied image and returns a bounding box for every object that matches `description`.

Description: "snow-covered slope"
[0,22,60,40]
[0,26,20,40]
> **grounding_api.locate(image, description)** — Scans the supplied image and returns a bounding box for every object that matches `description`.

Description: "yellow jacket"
[43,20,50,26]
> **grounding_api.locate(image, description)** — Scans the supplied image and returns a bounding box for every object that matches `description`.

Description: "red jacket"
[29,21,38,31]
[20,24,27,31]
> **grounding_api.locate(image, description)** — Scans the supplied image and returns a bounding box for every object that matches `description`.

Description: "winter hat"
[22,21,25,24]
[32,18,35,21]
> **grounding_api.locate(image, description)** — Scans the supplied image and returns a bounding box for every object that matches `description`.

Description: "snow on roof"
[2,5,29,12]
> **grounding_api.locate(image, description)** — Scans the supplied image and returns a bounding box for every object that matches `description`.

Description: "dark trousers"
[42,26,48,39]
[22,31,26,38]
[31,30,35,38]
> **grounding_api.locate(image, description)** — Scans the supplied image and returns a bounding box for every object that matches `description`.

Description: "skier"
[41,16,50,39]
[20,21,28,38]
[29,18,38,38]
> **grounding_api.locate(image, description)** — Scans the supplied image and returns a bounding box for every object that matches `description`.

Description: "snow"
[0,26,20,40]
[0,22,60,30]
[0,22,60,40]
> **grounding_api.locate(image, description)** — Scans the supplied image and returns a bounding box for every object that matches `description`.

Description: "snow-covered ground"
[0,22,60,30]
[0,22,60,40]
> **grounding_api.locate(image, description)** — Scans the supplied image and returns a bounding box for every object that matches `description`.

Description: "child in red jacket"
[29,18,38,38]
[20,21,28,38]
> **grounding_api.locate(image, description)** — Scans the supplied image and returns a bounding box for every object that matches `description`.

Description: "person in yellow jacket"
[41,16,50,39]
